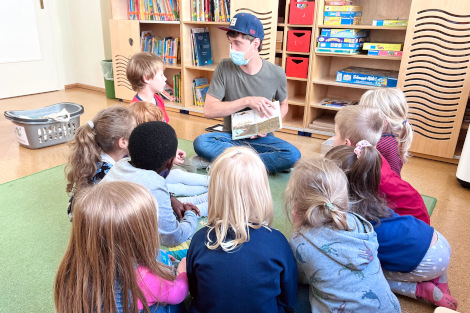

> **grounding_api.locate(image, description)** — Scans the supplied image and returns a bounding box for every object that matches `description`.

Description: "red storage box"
[286,57,309,79]
[287,30,311,52]
[289,1,315,25]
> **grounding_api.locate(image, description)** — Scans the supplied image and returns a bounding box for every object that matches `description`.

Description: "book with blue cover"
[193,28,213,65]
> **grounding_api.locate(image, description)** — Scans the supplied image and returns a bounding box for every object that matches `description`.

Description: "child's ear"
[117,137,128,149]
[166,157,176,170]
[345,138,352,146]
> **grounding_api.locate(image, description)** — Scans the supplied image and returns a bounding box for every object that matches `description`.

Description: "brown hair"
[227,30,263,52]
[360,88,413,163]
[325,145,391,224]
[284,157,351,231]
[54,181,176,313]
[65,106,136,193]
[126,52,165,91]
[206,147,273,252]
[335,105,384,146]
[128,101,165,124]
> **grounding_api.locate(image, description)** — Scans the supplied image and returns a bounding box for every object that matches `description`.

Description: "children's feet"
[416,281,457,310]
[431,277,451,295]
[189,155,211,169]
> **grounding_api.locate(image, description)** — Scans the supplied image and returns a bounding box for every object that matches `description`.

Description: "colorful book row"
[141,31,180,65]
[191,0,230,22]
[128,0,179,21]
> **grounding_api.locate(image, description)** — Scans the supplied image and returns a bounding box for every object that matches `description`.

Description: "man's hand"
[183,202,201,216]
[245,97,275,118]
[170,196,185,219]
[174,149,186,166]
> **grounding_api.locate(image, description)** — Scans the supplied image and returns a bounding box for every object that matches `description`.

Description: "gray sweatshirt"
[102,158,198,247]
[290,212,401,313]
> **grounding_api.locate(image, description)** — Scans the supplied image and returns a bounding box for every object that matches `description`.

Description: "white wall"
[53,0,112,88]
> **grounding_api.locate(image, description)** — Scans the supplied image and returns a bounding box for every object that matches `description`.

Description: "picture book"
[231,101,282,140]
[161,83,176,102]
[193,77,209,106]
[193,29,213,65]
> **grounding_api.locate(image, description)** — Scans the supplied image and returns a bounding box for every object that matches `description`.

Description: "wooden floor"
[1,88,469,313]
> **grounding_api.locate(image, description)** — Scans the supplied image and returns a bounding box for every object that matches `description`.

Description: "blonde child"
[285,157,400,313]
[186,147,297,313]
[325,145,457,310]
[127,52,170,122]
[360,88,413,176]
[127,53,196,173]
[129,101,209,197]
[54,181,189,313]
[334,105,430,224]
[65,106,136,219]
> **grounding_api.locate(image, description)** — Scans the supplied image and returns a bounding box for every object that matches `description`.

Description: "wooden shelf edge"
[182,21,230,25]
[287,77,308,82]
[310,104,341,111]
[312,77,383,90]
[317,25,407,30]
[139,20,180,24]
[185,64,218,71]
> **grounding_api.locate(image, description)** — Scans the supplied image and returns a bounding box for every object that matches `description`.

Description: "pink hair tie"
[354,140,372,158]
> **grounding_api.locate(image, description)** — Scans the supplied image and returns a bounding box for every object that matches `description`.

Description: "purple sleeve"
[136,266,189,310]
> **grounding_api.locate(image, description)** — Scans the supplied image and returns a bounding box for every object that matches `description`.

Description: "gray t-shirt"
[207,58,288,131]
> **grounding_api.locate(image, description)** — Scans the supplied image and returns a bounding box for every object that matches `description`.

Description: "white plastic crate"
[4,102,84,149]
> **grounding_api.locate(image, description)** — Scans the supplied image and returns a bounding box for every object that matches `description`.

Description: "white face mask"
[230,41,255,66]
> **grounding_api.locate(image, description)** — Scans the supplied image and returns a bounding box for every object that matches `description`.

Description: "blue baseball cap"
[218,13,264,40]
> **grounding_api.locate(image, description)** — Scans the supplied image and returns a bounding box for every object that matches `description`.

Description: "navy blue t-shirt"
[371,211,434,272]
[187,226,297,313]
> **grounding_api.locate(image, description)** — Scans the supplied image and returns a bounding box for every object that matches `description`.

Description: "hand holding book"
[231,101,282,140]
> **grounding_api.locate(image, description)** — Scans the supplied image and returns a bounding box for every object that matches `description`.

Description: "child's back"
[285,157,400,313]
[290,212,400,312]
[186,147,297,313]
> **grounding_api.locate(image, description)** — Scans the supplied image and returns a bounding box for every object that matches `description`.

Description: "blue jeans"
[193,132,301,173]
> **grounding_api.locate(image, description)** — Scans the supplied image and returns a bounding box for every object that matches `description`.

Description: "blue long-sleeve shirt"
[102,158,198,247]
[187,226,298,313]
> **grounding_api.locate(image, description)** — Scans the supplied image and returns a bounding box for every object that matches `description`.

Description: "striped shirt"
[377,134,403,176]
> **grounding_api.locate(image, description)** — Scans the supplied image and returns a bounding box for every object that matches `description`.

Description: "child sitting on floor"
[285,156,400,312]
[102,121,208,252]
[334,105,430,224]
[55,181,188,313]
[127,52,196,173]
[65,106,136,219]
[325,144,456,310]
[186,147,298,313]
[129,101,209,197]
[360,88,413,176]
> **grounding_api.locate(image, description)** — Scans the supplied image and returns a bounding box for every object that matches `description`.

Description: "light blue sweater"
[290,212,401,313]
[102,158,198,247]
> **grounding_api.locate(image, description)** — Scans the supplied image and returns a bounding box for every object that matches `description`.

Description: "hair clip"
[324,202,336,211]
[86,121,94,129]
[354,140,372,158]
[403,119,408,124]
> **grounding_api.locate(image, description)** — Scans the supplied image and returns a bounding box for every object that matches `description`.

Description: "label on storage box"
[14,125,30,146]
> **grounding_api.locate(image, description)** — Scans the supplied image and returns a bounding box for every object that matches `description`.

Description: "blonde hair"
[128,101,165,124]
[127,52,164,91]
[335,105,384,146]
[360,88,413,163]
[65,106,136,193]
[54,181,175,313]
[206,147,273,252]
[284,157,350,231]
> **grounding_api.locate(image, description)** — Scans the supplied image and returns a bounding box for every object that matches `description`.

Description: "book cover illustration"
[231,101,282,140]
[194,29,213,65]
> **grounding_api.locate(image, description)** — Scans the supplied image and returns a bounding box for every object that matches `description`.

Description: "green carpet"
[0,139,437,313]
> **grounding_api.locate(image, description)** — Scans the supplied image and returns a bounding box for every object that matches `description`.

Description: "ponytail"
[398,120,413,163]
[65,106,136,193]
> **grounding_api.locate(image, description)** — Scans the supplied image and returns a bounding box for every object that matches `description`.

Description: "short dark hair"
[227,30,263,52]
[128,121,178,171]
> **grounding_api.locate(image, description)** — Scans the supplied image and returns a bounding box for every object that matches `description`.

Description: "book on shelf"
[372,19,408,27]
[172,73,181,103]
[191,0,230,22]
[231,101,282,140]
[308,113,336,133]
[318,97,358,108]
[161,83,176,101]
[191,28,213,66]
[127,0,180,21]
[193,77,210,106]
[140,31,180,65]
